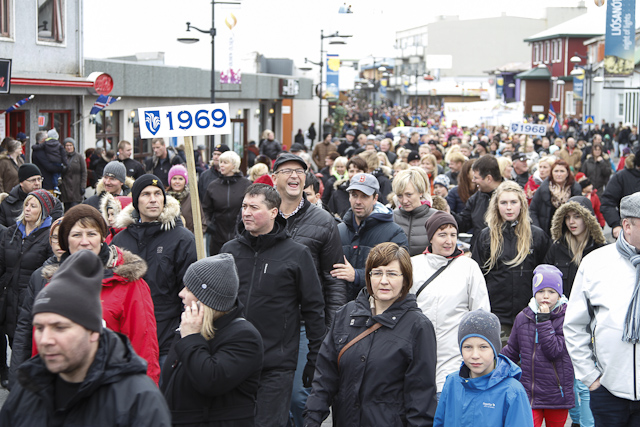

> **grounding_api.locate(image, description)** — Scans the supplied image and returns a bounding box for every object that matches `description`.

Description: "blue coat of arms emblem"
[145,111,161,136]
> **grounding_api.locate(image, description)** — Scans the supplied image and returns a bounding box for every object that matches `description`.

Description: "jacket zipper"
[551,362,565,398]
[245,252,258,317]
[531,331,537,405]
[407,214,413,251]
[635,344,637,401]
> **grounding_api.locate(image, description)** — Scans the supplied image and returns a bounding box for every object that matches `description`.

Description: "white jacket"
[564,242,640,400]
[410,252,490,392]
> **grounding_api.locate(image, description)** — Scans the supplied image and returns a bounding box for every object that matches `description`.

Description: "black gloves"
[536,312,551,323]
[302,362,315,388]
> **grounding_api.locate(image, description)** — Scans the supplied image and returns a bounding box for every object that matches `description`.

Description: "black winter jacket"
[31,143,64,191]
[197,167,222,203]
[0,184,63,227]
[161,304,264,427]
[119,157,145,180]
[328,179,351,219]
[0,220,52,339]
[580,154,612,194]
[112,196,197,356]
[0,329,171,427]
[472,222,549,326]
[600,162,640,229]
[338,203,408,301]
[284,198,346,326]
[529,179,582,236]
[221,218,326,371]
[260,138,282,161]
[202,173,251,255]
[453,185,499,249]
[371,167,392,204]
[304,289,437,427]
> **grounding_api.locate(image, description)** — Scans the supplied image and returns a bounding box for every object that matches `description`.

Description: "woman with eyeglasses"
[202,150,251,255]
[304,242,437,427]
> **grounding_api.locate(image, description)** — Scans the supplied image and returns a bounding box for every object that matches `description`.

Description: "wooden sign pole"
[183,135,206,260]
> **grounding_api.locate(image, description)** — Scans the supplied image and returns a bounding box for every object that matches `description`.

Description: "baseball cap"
[347,173,380,196]
[273,153,307,172]
[512,152,527,163]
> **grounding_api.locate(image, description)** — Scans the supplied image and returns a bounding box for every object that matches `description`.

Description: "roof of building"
[515,66,551,80]
[524,9,606,42]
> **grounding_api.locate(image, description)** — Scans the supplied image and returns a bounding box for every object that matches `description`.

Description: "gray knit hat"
[458,309,502,359]
[620,192,640,219]
[183,253,238,311]
[103,161,127,184]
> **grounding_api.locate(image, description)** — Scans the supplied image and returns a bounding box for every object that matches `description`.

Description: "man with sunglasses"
[0,163,63,226]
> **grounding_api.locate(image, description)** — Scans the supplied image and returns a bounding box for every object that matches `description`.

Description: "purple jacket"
[500,302,574,409]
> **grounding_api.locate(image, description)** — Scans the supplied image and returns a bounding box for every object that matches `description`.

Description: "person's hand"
[180,301,203,338]
[596,156,603,162]
[302,362,315,388]
[539,303,550,313]
[331,256,355,282]
[613,226,622,239]
[589,378,601,391]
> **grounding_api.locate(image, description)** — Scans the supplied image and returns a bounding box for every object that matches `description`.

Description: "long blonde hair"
[484,181,532,271]
[564,227,589,266]
[201,306,229,340]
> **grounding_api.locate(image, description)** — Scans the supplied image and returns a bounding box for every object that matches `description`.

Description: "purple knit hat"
[532,264,563,296]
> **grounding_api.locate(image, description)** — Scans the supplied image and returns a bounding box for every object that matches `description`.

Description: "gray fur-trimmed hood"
[550,199,606,244]
[114,194,182,231]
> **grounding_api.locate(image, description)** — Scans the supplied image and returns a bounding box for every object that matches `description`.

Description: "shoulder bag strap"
[415,258,455,298]
[337,323,382,369]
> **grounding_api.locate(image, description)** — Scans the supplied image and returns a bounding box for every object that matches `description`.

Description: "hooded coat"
[393,204,437,256]
[600,155,640,229]
[0,329,171,427]
[220,217,326,371]
[529,178,582,236]
[304,289,437,427]
[112,195,198,357]
[0,219,53,339]
[338,202,408,301]
[83,176,135,211]
[60,149,87,204]
[434,355,534,427]
[0,184,63,227]
[0,152,23,193]
[544,199,606,297]
[161,304,264,427]
[202,173,251,255]
[501,299,575,409]
[472,223,549,326]
[10,246,161,385]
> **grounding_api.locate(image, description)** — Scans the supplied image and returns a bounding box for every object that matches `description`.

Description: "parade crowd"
[0,111,639,427]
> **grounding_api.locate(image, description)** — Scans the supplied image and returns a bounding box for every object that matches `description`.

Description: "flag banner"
[548,104,560,135]
[604,0,635,75]
[220,12,241,84]
[90,95,119,115]
[573,72,584,101]
[326,54,340,99]
[496,77,504,97]
[3,95,34,114]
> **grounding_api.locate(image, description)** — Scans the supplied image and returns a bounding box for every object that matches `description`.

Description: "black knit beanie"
[18,163,41,182]
[183,253,239,311]
[131,174,166,211]
[58,205,108,252]
[32,250,104,332]
[458,309,502,359]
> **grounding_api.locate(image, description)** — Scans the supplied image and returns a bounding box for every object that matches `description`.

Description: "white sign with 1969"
[510,122,546,137]
[138,103,231,138]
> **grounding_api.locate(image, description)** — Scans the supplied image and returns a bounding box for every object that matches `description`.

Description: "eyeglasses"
[369,270,403,280]
[275,168,305,176]
[25,177,43,184]
[50,235,58,243]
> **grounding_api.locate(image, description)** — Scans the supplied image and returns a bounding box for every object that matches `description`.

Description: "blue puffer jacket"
[434,355,533,427]
[500,298,575,409]
[338,202,408,301]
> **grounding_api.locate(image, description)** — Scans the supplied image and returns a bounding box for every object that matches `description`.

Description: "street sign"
[510,122,546,136]
[585,115,595,124]
[138,103,231,139]
[0,59,11,94]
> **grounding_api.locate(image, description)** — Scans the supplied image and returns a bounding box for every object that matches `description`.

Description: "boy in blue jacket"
[434,309,534,427]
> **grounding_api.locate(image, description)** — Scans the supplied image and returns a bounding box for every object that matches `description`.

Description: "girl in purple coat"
[501,264,574,427]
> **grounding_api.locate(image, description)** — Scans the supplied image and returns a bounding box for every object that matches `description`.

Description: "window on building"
[552,40,560,62]
[618,94,625,116]
[565,91,576,115]
[37,0,64,43]
[94,110,120,152]
[0,0,10,38]
[533,43,540,64]
[38,110,71,142]
[544,41,550,63]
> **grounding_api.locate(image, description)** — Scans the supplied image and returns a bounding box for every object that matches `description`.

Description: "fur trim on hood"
[42,246,147,281]
[114,194,181,231]
[95,176,135,195]
[550,200,606,245]
[100,193,119,224]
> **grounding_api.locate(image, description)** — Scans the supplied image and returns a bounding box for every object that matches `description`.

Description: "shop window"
[38,110,70,142]
[0,0,10,38]
[94,110,120,152]
[37,0,64,43]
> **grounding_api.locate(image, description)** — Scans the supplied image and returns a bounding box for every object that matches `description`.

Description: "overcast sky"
[84,0,602,71]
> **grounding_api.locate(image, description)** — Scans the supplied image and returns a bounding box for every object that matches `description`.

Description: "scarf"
[167,186,189,203]
[549,182,571,208]
[616,233,640,343]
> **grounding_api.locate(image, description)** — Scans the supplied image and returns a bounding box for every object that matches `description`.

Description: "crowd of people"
[0,114,639,427]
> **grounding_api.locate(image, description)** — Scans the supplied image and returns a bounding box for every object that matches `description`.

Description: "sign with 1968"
[510,122,546,137]
[138,103,231,138]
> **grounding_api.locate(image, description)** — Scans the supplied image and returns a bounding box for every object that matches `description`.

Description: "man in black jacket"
[144,138,183,186]
[221,184,326,427]
[601,152,640,239]
[0,250,171,426]
[116,140,145,179]
[112,174,197,368]
[454,155,503,249]
[272,153,345,426]
[0,163,63,226]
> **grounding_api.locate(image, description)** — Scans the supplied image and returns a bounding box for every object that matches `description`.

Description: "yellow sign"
[585,116,594,124]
